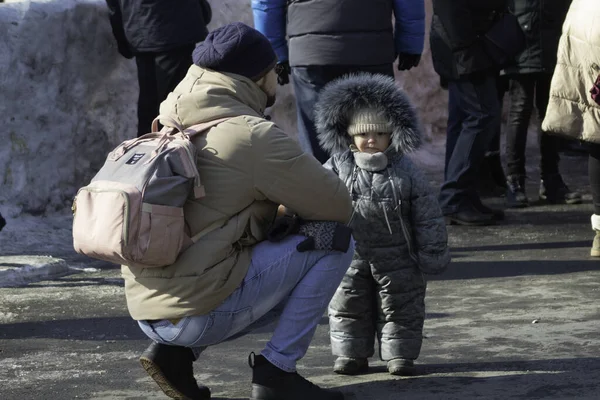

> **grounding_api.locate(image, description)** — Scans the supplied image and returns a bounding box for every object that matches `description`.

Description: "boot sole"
[333,364,369,375]
[140,356,191,400]
[445,216,496,226]
[250,384,280,400]
[591,249,600,257]
[538,195,582,205]
[388,366,417,376]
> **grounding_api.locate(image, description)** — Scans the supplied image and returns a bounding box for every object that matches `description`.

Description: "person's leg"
[154,45,194,108]
[588,143,600,256]
[329,258,375,375]
[135,53,159,137]
[478,74,508,197]
[292,67,333,163]
[140,235,354,366]
[439,72,501,225]
[444,80,465,179]
[535,74,560,178]
[505,75,535,207]
[139,235,354,399]
[375,266,426,376]
[535,74,582,204]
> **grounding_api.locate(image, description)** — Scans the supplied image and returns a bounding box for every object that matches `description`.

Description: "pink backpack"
[72,115,228,268]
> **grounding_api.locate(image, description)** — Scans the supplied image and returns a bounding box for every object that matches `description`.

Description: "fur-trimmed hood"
[315,73,422,156]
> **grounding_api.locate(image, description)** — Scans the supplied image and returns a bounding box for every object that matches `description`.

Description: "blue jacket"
[251,0,424,66]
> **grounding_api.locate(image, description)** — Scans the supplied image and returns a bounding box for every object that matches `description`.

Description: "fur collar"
[315,73,423,156]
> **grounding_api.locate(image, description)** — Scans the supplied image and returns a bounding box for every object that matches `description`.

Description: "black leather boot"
[506,175,529,208]
[539,174,582,205]
[249,353,344,400]
[444,205,496,226]
[0,212,5,232]
[139,342,211,400]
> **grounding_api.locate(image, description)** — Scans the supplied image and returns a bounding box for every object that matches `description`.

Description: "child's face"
[353,132,391,153]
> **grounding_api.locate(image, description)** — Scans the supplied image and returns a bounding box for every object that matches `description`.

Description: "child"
[315,73,450,376]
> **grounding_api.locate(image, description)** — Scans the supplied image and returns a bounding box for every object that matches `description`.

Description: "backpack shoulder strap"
[184,117,233,138]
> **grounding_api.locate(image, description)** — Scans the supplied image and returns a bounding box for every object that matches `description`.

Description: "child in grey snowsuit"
[315,73,450,376]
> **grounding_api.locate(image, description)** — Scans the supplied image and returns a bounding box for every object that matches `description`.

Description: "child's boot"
[333,357,369,375]
[387,358,416,376]
[591,215,600,257]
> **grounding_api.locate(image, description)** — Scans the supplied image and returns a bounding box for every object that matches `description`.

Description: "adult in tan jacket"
[542,0,600,257]
[125,23,354,400]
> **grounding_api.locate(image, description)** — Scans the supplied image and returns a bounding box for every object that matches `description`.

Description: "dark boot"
[471,195,505,220]
[139,342,211,400]
[477,154,508,198]
[539,174,582,205]
[387,358,416,376]
[506,175,529,208]
[333,357,369,375]
[444,204,496,226]
[249,353,344,400]
[0,213,5,232]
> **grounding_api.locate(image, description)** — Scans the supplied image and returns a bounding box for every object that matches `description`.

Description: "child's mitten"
[296,221,352,252]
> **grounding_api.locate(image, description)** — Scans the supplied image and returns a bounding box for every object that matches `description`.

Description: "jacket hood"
[315,73,422,156]
[159,65,268,128]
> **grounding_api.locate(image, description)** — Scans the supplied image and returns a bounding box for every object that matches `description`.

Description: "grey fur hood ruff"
[315,73,422,156]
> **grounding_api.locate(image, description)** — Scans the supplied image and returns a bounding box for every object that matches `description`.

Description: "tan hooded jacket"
[542,0,600,143]
[121,66,352,320]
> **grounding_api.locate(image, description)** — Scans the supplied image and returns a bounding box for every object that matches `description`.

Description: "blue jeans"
[439,72,501,214]
[138,235,355,372]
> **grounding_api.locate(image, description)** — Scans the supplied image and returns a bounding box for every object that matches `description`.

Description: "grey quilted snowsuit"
[315,73,450,361]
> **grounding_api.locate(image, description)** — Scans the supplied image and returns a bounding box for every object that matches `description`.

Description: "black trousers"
[589,143,600,215]
[505,73,560,179]
[439,72,501,214]
[135,45,194,137]
[291,64,395,164]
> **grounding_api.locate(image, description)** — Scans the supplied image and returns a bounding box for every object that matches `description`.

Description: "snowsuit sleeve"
[408,164,450,275]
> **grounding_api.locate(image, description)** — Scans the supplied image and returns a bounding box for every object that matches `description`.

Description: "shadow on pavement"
[429,259,600,281]
[333,358,600,399]
[452,240,590,253]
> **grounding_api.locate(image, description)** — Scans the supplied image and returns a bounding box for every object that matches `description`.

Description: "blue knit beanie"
[192,22,277,82]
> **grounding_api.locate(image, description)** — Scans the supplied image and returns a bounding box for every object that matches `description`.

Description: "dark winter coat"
[502,0,572,76]
[315,74,450,360]
[430,0,509,80]
[105,0,211,55]
[252,0,425,67]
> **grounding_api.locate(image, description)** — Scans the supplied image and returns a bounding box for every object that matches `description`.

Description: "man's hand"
[397,53,421,71]
[275,61,291,85]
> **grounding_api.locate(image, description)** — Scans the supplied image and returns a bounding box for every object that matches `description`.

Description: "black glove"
[267,215,353,253]
[397,53,421,71]
[274,61,291,85]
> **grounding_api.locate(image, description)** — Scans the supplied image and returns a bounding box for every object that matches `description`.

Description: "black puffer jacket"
[430,0,508,80]
[106,0,211,55]
[286,0,395,67]
[502,0,572,76]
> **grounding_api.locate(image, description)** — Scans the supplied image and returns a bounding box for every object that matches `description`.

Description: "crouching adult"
[121,23,354,400]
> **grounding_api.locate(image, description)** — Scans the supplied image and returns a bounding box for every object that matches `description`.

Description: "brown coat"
[122,66,352,320]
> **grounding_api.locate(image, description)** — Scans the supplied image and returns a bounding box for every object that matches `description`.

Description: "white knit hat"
[347,108,392,135]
